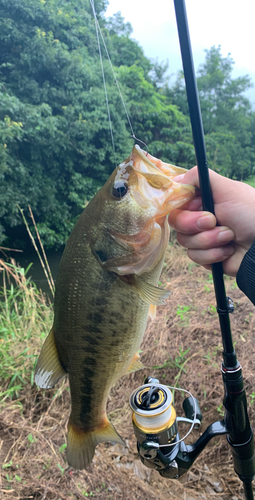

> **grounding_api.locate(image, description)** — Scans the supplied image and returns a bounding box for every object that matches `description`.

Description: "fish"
[34,145,195,469]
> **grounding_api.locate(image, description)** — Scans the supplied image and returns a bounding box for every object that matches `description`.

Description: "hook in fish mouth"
[131,135,149,155]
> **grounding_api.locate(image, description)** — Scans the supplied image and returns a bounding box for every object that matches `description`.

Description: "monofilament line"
[94,16,135,138]
[90,0,117,167]
[89,0,136,140]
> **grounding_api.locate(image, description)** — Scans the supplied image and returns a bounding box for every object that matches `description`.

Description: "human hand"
[169,167,255,276]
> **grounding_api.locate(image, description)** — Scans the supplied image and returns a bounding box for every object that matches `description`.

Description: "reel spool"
[129,382,178,448]
[129,377,203,476]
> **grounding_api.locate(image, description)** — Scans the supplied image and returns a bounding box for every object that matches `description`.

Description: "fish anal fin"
[35,328,66,389]
[67,418,124,470]
[149,304,157,320]
[127,352,144,373]
[132,275,170,305]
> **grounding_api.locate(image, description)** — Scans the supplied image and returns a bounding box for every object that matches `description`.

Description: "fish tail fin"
[66,418,124,469]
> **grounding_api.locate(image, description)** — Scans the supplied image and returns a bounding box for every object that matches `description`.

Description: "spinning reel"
[130,375,255,485]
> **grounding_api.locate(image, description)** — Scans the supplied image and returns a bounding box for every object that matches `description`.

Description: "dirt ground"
[1,245,255,500]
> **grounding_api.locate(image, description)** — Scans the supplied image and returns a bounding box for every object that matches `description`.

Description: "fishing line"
[130,135,149,155]
[94,14,135,138]
[90,0,117,167]
[90,1,148,155]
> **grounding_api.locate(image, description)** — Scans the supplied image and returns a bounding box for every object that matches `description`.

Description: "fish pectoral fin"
[67,418,124,470]
[149,304,157,320]
[35,328,66,389]
[132,275,170,305]
[127,352,144,373]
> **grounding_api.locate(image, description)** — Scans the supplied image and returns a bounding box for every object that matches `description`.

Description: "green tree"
[0,0,132,248]
[168,46,255,179]
[2,3,253,251]
[0,0,195,249]
[117,65,195,167]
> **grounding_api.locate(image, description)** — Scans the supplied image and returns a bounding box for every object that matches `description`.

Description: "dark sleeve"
[236,242,255,306]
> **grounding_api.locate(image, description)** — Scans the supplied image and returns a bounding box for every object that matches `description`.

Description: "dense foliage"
[168,46,255,179]
[0,0,254,249]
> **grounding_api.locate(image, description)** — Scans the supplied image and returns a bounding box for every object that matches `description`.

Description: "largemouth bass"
[35,145,195,469]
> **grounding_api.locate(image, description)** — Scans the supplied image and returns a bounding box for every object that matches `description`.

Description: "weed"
[207,304,217,315]
[206,273,214,284]
[0,261,52,401]
[188,262,197,273]
[231,280,238,289]
[203,348,220,368]
[59,443,67,453]
[2,461,13,469]
[57,463,65,476]
[217,403,225,417]
[153,346,190,372]
[176,305,191,320]
[28,433,37,444]
[249,392,255,405]
[176,305,191,326]
[244,312,253,324]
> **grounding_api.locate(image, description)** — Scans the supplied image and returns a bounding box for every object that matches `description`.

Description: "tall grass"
[0,260,53,401]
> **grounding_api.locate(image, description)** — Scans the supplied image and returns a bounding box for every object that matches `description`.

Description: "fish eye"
[112,181,128,199]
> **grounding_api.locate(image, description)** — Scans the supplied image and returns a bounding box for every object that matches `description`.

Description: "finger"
[174,166,232,206]
[178,196,202,211]
[173,166,200,188]
[187,244,235,266]
[177,226,235,250]
[169,210,216,234]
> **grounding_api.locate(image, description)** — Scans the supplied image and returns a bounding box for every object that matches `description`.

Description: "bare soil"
[1,245,255,500]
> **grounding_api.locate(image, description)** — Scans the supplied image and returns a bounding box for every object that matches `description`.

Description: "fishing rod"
[130,1,255,498]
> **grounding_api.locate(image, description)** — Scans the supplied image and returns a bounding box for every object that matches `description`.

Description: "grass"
[0,260,53,401]
[244,176,255,188]
[1,244,255,499]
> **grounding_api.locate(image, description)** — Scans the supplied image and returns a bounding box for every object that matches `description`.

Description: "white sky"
[106,0,255,103]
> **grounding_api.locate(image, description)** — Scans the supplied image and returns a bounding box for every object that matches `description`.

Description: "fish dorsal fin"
[132,275,170,305]
[35,329,66,389]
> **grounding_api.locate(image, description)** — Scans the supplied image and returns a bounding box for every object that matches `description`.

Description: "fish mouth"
[132,145,188,177]
[130,145,195,216]
[111,146,195,275]
[106,146,195,276]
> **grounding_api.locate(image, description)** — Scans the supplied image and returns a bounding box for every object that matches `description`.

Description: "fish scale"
[35,145,195,469]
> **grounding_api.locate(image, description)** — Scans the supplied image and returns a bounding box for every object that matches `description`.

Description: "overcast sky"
[106,0,255,103]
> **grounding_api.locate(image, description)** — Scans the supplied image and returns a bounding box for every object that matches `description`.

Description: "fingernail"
[217,228,235,244]
[197,213,215,230]
[173,174,185,182]
[223,245,235,257]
